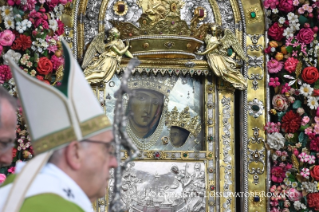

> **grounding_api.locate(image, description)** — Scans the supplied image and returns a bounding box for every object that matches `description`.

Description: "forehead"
[0,99,16,128]
[135,89,163,99]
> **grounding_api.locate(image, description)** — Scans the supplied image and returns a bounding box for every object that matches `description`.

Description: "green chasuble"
[21,193,85,212]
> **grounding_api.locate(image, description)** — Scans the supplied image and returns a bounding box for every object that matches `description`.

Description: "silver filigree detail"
[249,127,265,144]
[216,0,235,32]
[247,73,263,90]
[221,96,233,212]
[104,0,143,31]
[248,148,265,175]
[180,0,215,26]
[247,98,264,118]
[248,55,264,69]
[247,34,263,51]
[83,0,101,46]
[63,26,73,45]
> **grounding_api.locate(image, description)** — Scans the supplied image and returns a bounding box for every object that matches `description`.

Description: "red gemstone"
[199,9,205,17]
[155,152,160,158]
[210,185,215,190]
[118,4,125,12]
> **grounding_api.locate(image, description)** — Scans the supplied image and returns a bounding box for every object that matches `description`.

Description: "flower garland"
[0,0,70,182]
[265,0,319,210]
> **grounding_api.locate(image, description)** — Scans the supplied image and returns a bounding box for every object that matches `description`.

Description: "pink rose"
[271,166,286,183]
[0,65,12,83]
[270,207,280,212]
[264,0,279,9]
[0,174,6,184]
[278,0,295,12]
[50,55,64,70]
[0,30,15,46]
[268,23,285,41]
[272,94,289,111]
[297,28,314,44]
[56,20,64,36]
[287,188,302,201]
[267,59,284,73]
[35,19,49,29]
[284,57,299,73]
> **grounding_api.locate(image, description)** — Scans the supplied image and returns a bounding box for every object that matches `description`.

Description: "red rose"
[278,0,294,12]
[11,34,32,51]
[12,148,17,158]
[297,28,314,44]
[43,80,50,85]
[36,57,53,75]
[310,136,319,151]
[284,57,299,73]
[308,193,319,210]
[56,19,64,36]
[36,75,44,81]
[302,67,319,84]
[271,166,286,183]
[311,166,319,181]
[268,23,285,41]
[281,110,301,133]
[314,89,319,96]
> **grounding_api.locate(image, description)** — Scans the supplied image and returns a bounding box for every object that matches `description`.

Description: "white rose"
[3,49,21,65]
[267,132,285,150]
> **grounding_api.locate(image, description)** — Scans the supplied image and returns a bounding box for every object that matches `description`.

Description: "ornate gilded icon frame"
[62,0,268,211]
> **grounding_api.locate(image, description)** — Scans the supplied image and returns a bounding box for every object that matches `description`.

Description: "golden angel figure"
[197,24,248,90]
[82,27,133,84]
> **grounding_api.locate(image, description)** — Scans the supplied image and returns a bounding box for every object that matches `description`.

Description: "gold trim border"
[33,127,77,155]
[80,115,112,137]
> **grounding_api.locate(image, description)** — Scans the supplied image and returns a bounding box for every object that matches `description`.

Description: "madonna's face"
[129,89,164,128]
[170,126,190,147]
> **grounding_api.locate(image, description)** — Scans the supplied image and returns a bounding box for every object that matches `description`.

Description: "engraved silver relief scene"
[108,161,206,212]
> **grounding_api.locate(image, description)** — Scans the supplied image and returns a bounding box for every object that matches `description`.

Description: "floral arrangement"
[0,0,70,181]
[265,0,319,210]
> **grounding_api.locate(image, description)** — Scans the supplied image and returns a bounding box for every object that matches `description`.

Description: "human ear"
[64,141,83,170]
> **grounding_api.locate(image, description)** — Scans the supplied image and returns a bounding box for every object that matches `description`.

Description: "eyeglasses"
[0,139,15,154]
[81,139,116,157]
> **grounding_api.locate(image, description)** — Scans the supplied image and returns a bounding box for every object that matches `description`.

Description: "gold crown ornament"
[127,74,177,97]
[110,0,209,59]
[166,106,201,137]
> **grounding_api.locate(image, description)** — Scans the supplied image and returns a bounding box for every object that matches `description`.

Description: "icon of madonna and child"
[105,74,203,151]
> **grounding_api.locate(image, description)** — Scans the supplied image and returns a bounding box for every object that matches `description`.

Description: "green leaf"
[299,124,309,131]
[314,80,319,89]
[288,174,296,182]
[286,46,293,53]
[277,111,286,122]
[303,196,307,207]
[299,132,305,142]
[278,200,284,208]
[293,100,302,109]
[299,15,308,26]
[298,132,308,148]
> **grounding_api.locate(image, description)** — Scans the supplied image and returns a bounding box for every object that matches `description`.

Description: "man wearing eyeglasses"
[0,42,118,212]
[0,86,17,169]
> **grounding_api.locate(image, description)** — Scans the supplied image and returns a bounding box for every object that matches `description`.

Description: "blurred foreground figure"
[0,41,117,212]
[0,86,17,168]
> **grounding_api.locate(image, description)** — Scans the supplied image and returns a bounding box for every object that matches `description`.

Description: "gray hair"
[0,86,17,127]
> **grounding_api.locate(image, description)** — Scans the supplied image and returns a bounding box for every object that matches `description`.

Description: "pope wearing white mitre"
[0,41,118,212]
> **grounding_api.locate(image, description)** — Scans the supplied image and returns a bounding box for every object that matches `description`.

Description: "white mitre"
[2,40,111,212]
[10,40,112,154]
